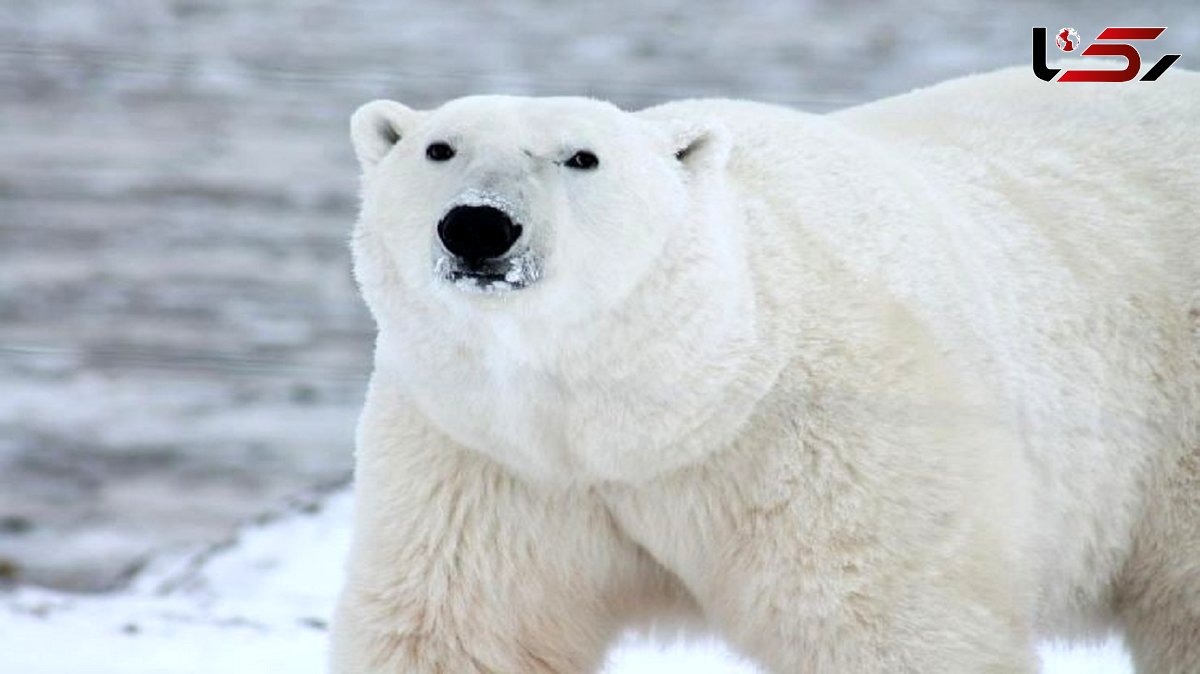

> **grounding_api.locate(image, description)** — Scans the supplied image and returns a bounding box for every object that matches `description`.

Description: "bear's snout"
[437,205,523,264]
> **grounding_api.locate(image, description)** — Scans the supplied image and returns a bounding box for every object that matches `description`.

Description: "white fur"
[332,67,1200,673]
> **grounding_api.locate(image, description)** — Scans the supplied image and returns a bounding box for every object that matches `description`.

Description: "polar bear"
[331,66,1199,674]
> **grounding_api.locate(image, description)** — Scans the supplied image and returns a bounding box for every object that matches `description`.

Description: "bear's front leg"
[330,385,675,674]
[710,438,1041,666]
[704,495,1038,674]
[609,426,1039,674]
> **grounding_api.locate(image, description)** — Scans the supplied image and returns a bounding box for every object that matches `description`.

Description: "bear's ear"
[657,118,731,174]
[350,100,419,169]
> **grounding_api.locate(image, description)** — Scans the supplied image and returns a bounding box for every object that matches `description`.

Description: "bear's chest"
[392,330,771,485]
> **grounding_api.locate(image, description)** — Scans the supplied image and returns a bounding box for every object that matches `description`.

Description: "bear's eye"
[564,150,599,170]
[425,142,455,162]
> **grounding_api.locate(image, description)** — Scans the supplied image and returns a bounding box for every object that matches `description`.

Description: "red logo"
[1033,26,1182,82]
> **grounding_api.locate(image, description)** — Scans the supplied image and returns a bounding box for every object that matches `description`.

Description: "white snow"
[0,489,1133,673]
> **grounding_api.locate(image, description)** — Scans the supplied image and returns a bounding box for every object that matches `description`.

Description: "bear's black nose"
[437,205,522,263]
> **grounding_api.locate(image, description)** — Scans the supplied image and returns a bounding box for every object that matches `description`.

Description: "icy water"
[1,0,1196,592]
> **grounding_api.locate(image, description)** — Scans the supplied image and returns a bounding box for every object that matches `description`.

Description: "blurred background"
[1,0,1196,597]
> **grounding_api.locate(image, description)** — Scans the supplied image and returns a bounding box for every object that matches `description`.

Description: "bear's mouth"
[434,248,543,294]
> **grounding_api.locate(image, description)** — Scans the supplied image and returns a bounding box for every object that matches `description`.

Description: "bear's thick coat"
[332,67,1199,673]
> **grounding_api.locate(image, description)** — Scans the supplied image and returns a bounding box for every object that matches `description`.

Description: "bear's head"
[350,95,763,483]
[350,96,730,325]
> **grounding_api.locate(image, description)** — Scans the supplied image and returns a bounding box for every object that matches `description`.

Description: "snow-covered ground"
[0,489,1133,673]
